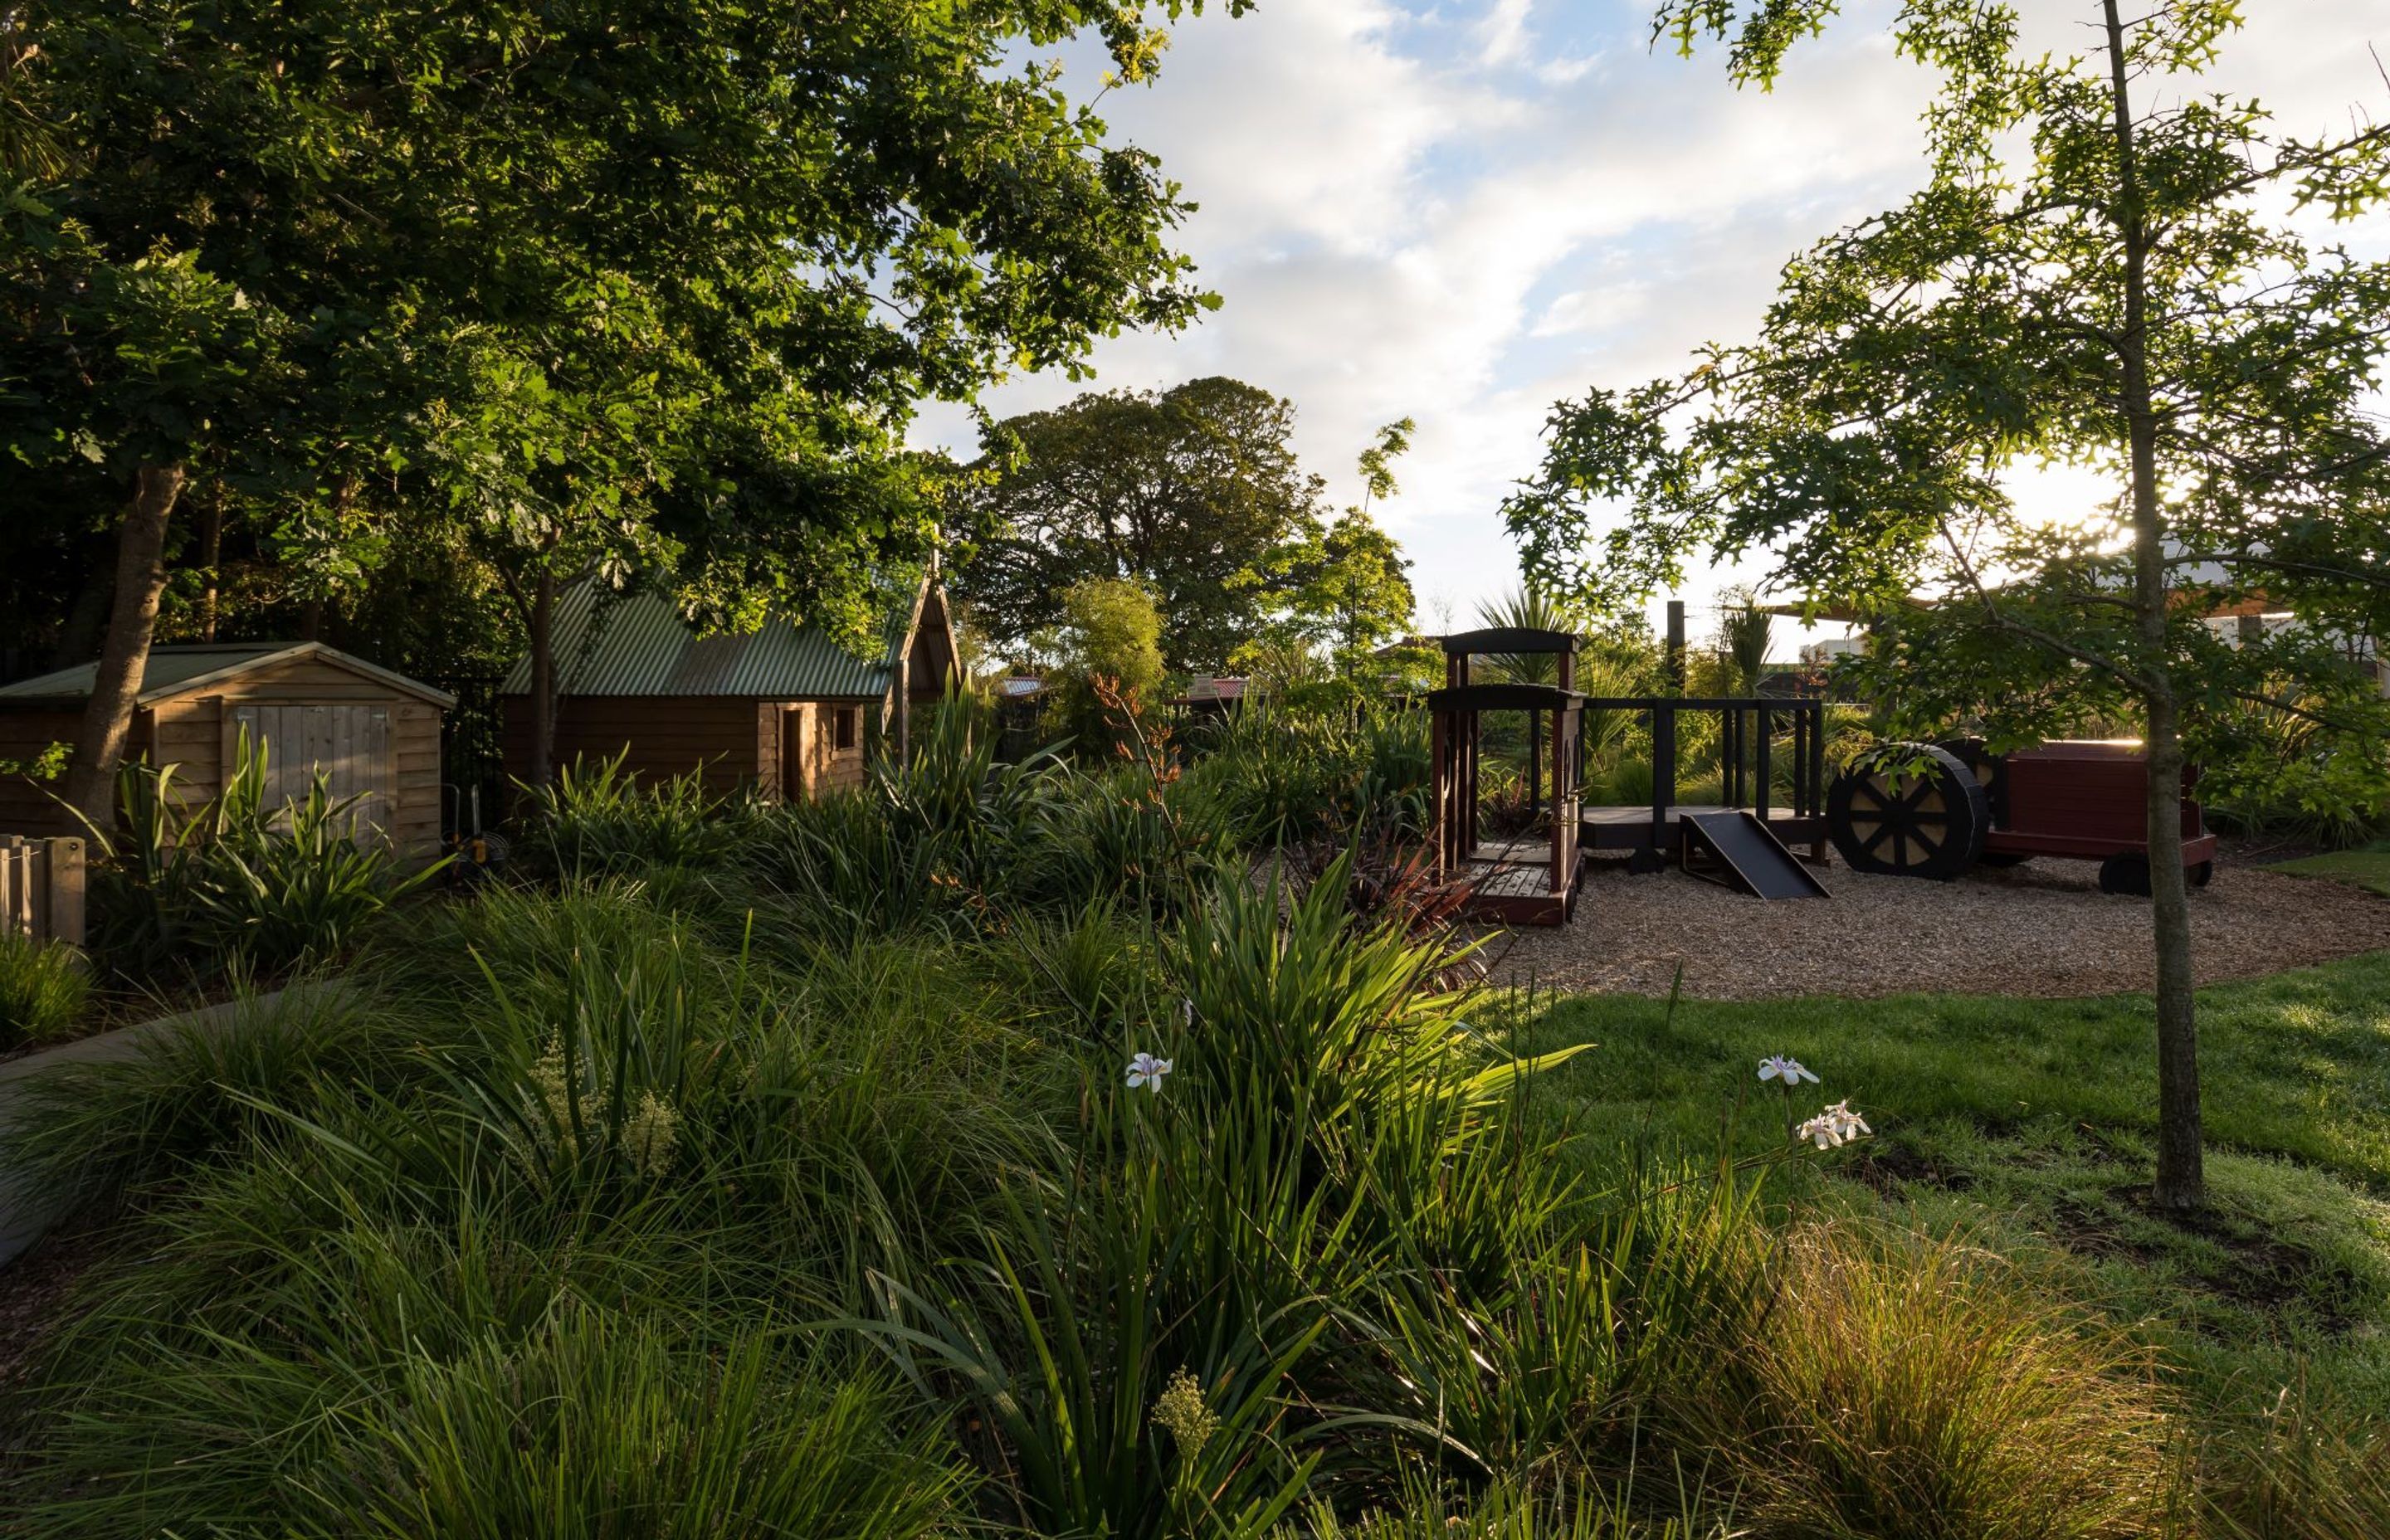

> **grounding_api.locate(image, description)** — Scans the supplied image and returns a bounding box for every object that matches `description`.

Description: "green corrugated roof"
[500,584,915,700]
[0,643,455,709]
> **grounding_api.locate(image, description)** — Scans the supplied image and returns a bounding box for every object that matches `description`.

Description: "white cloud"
[1476,0,1534,66]
[915,0,2390,629]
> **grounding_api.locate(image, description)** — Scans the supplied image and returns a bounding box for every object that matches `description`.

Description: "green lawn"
[2272,842,2390,897]
[1510,947,2390,1415]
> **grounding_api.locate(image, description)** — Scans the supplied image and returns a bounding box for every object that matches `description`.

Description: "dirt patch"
[1842,1140,1977,1198]
[0,1225,110,1399]
[2085,1187,2363,1336]
[1486,857,2390,1001]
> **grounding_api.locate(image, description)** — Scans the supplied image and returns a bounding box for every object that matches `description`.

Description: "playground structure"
[1424,628,2221,924]
[1426,629,1585,925]
[1427,628,1830,924]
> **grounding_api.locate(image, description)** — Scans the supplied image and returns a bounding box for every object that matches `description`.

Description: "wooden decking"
[1455,808,1829,926]
[1581,803,1826,852]
[1461,841,1580,925]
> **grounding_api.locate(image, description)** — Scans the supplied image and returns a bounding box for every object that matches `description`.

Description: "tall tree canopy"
[954,376,1332,672]
[1505,0,2390,1209]
[1301,417,1421,672]
[3,0,1236,802]
[1230,415,1422,690]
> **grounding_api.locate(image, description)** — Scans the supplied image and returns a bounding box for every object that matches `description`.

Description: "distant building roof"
[1176,676,1249,706]
[999,676,1046,699]
[500,581,944,700]
[0,642,454,708]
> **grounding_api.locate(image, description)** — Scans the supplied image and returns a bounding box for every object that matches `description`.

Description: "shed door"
[225,703,393,837]
[779,707,809,802]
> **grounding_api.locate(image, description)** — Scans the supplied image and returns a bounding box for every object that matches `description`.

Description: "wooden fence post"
[47,836,85,948]
[1,833,22,938]
[0,836,87,948]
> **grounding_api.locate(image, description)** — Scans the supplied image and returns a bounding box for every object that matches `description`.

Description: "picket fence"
[0,835,87,949]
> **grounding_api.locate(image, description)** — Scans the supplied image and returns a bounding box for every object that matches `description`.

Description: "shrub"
[1187,702,1432,848]
[319,1313,969,1540]
[861,854,1588,1538]
[1051,577,1168,753]
[1698,1222,2170,1540]
[744,786,962,934]
[1032,762,1227,915]
[512,752,751,875]
[0,932,89,1049]
[0,982,383,1214]
[83,741,440,981]
[198,777,442,970]
[4,880,1044,1537]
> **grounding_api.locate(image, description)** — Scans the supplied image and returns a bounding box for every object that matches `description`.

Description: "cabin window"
[834,707,857,750]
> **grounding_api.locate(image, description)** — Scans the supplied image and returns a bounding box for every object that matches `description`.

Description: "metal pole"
[1756,704,1773,820]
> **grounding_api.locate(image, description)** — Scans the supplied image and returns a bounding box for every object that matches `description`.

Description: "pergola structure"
[1426,628,1586,925]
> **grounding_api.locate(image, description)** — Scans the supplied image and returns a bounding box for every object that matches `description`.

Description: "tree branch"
[1937,516,2161,695]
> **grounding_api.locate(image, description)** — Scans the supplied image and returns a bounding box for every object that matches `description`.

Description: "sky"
[908,1,2390,651]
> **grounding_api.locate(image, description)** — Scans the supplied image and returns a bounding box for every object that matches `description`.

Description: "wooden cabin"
[500,578,960,800]
[0,643,453,859]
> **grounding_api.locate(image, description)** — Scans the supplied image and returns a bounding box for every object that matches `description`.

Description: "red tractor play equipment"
[1825,738,2217,895]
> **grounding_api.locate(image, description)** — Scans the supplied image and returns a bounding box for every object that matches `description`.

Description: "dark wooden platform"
[1460,842,1581,926]
[1581,804,1826,853]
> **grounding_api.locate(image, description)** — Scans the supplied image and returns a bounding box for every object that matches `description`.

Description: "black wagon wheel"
[1827,743,1990,880]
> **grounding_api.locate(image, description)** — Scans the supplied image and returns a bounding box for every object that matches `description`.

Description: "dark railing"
[1578,695,1828,850]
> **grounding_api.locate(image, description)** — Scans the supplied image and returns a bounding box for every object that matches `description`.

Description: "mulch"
[1485,855,2390,1001]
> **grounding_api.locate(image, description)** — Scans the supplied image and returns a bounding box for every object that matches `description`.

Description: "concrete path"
[0,991,304,1270]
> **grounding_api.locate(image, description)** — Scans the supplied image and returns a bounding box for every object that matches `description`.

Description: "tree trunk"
[65,463,186,824]
[529,566,558,787]
[2107,0,2202,1210]
[196,490,223,643]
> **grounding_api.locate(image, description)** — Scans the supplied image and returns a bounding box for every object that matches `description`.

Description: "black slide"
[1680,811,1830,899]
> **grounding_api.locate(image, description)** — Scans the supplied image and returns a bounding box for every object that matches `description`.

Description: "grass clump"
[2195,1382,2390,1540]
[317,1312,969,1539]
[511,753,754,877]
[0,932,89,1049]
[1700,1221,2169,1539]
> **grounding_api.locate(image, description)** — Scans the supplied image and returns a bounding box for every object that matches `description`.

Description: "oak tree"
[956,377,1329,671]
[5,0,1237,796]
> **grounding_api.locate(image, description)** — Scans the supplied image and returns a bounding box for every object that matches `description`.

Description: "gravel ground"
[1486,856,2390,1000]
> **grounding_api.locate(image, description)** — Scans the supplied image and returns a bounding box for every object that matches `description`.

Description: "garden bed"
[1488,855,2390,999]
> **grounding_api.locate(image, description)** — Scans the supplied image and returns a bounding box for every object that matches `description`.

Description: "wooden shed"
[499,577,960,801]
[0,643,454,860]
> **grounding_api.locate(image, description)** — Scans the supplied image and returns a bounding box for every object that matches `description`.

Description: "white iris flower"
[1794,1099,1871,1149]
[1758,1055,1819,1085]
